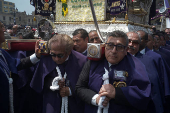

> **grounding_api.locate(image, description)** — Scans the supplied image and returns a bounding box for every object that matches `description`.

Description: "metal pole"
[160,16,164,31]
[89,0,105,43]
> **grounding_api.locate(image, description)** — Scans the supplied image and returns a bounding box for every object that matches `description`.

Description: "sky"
[5,0,35,15]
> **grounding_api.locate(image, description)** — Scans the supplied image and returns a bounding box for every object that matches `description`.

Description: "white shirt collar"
[140,48,145,55]
[108,62,112,67]
[65,56,69,61]
[82,49,87,54]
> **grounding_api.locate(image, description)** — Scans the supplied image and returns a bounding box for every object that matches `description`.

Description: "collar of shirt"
[108,62,113,71]
[65,56,69,61]
[82,49,87,54]
[140,48,145,55]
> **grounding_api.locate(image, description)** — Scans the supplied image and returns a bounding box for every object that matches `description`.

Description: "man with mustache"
[127,31,165,113]
[76,30,151,113]
[72,28,89,56]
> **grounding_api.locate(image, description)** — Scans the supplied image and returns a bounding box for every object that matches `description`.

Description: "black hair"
[72,28,89,40]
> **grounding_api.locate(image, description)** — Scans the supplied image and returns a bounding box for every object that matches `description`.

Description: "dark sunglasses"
[50,53,65,58]
[90,37,99,42]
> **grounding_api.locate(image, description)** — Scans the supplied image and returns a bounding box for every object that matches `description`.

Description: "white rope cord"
[0,51,14,113]
[97,67,109,113]
[50,66,68,113]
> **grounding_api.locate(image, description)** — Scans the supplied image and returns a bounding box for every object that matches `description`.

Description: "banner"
[109,0,127,15]
[33,0,56,16]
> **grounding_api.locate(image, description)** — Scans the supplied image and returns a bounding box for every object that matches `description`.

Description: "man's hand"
[60,87,70,97]
[99,84,116,99]
[35,40,41,58]
[96,95,110,107]
[58,78,65,89]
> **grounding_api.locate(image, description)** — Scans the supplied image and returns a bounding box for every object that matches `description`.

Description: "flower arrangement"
[58,0,68,16]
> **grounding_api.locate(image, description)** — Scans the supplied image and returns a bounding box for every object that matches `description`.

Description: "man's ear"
[85,37,89,42]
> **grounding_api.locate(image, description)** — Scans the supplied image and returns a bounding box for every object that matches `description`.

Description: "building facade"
[0,0,43,27]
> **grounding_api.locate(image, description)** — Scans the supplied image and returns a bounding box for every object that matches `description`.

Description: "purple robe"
[0,49,19,113]
[145,47,170,97]
[30,50,87,113]
[161,44,170,50]
[8,50,41,113]
[135,52,164,113]
[84,53,151,113]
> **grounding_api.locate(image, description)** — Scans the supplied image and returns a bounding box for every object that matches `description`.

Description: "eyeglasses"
[105,43,126,51]
[50,53,65,58]
[128,39,139,45]
[89,37,99,42]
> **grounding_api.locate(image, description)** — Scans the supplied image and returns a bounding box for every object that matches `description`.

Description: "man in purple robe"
[0,21,41,113]
[76,30,151,113]
[30,34,87,113]
[127,31,164,113]
[153,33,170,67]
[137,30,170,97]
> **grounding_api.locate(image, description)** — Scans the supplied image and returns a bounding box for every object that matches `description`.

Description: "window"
[19,17,21,21]
[4,10,8,12]
[3,2,8,4]
[9,17,11,21]
[28,19,30,22]
[3,16,5,20]
[9,3,13,5]
[4,6,8,8]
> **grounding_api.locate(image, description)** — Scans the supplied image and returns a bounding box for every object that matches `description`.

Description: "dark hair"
[106,30,128,46]
[72,28,89,40]
[89,30,97,34]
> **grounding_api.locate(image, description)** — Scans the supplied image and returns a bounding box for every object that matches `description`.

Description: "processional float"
[2,0,154,59]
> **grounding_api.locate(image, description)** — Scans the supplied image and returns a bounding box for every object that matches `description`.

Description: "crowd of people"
[4,24,37,40]
[1,20,170,113]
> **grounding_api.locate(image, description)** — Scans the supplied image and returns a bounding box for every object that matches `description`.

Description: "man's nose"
[128,41,132,46]
[111,46,117,53]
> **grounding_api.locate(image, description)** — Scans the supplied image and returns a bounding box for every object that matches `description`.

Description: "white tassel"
[97,68,109,113]
[50,66,68,113]
[9,78,14,113]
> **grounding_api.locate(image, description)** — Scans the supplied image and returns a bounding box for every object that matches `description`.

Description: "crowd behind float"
[1,22,170,113]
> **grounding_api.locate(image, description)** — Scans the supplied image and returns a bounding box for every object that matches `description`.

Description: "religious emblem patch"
[39,41,48,53]
[33,0,56,16]
[113,70,128,87]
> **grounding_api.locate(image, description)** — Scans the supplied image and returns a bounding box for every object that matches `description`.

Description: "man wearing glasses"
[127,31,165,113]
[76,30,151,113]
[30,34,87,113]
[88,30,102,43]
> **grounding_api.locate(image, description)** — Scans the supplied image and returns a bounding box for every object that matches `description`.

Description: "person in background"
[127,31,164,113]
[0,21,41,113]
[165,28,170,35]
[88,30,102,43]
[76,30,151,113]
[146,34,155,50]
[12,25,18,37]
[72,28,89,56]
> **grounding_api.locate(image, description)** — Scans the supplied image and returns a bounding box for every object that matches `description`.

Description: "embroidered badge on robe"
[113,70,128,87]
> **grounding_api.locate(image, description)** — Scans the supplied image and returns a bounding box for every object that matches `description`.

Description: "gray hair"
[48,34,74,54]
[106,30,129,46]
[128,31,141,43]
